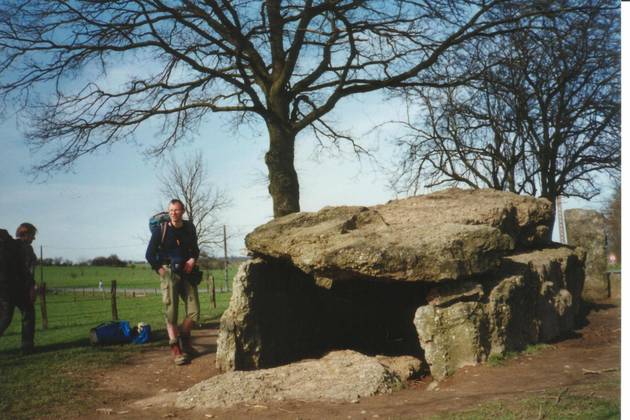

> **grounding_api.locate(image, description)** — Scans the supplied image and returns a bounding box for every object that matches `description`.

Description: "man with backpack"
[0,223,38,355]
[146,199,201,365]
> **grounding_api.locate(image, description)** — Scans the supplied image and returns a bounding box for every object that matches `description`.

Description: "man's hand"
[184,258,196,273]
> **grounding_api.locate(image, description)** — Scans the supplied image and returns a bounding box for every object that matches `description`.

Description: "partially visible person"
[0,223,37,354]
[146,200,200,365]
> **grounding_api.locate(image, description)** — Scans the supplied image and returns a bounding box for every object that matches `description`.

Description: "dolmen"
[216,188,584,381]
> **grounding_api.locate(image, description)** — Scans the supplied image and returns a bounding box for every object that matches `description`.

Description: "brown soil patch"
[71,300,621,419]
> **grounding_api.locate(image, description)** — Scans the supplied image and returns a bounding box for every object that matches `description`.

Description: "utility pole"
[39,245,44,285]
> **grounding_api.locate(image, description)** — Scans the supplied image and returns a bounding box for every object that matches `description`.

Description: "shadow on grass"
[0,337,91,358]
[0,327,175,358]
[2,320,221,359]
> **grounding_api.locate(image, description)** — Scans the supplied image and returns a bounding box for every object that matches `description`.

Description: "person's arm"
[24,245,36,285]
[190,223,200,261]
[26,245,37,303]
[184,222,200,273]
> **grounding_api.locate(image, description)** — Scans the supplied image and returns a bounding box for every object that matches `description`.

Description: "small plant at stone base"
[487,351,518,367]
[487,344,553,367]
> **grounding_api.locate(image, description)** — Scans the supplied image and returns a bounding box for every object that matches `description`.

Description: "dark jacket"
[145,221,200,273]
[17,241,36,288]
[0,229,29,296]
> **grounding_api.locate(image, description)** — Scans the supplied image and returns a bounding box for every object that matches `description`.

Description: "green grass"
[36,263,239,289]
[487,343,553,367]
[430,391,620,419]
[0,292,231,352]
[0,291,232,419]
[0,345,137,419]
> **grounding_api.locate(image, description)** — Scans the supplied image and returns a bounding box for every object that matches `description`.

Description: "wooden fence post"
[111,280,118,321]
[39,282,48,330]
[209,274,216,309]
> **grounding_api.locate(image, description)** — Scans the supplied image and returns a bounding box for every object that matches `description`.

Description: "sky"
[0,89,403,261]
[0,6,625,263]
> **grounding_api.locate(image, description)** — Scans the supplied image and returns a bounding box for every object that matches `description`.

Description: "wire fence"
[47,285,231,298]
[36,274,230,327]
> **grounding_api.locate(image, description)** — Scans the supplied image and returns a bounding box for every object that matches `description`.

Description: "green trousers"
[160,266,200,325]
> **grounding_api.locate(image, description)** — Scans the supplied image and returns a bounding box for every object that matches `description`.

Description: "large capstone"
[245,188,552,282]
[216,188,584,383]
[565,209,608,299]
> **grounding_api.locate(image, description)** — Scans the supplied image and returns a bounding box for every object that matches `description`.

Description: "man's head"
[16,223,37,244]
[168,199,186,225]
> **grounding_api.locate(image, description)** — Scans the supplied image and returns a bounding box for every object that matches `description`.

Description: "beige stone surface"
[179,351,421,408]
[565,208,608,299]
[415,246,584,380]
[246,188,552,283]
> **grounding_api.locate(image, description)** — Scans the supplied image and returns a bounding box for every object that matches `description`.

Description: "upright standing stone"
[565,209,608,300]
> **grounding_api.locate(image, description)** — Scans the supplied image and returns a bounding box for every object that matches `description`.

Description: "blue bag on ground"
[131,322,151,344]
[89,321,132,345]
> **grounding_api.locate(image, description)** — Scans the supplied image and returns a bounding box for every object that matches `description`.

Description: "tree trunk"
[265,123,300,218]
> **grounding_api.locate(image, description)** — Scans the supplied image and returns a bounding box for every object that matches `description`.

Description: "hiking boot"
[169,339,189,366]
[179,318,199,358]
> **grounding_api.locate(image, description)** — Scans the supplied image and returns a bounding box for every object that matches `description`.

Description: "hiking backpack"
[0,229,21,291]
[0,229,11,290]
[149,212,170,245]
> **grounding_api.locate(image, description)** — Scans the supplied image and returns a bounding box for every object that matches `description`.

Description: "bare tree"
[158,152,229,253]
[392,1,620,234]
[0,1,570,218]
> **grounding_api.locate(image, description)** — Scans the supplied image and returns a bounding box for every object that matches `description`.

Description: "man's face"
[18,233,35,245]
[168,202,185,224]
[19,233,35,245]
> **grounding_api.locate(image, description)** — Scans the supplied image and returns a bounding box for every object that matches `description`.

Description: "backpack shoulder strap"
[184,220,195,235]
[160,222,168,247]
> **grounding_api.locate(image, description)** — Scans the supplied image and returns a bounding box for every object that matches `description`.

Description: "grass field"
[0,289,233,419]
[0,290,231,352]
[0,263,239,419]
[36,263,239,290]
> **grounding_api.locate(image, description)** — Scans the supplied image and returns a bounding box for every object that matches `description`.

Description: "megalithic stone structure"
[216,188,585,381]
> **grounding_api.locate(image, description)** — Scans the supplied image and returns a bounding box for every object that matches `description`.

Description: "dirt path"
[81,301,620,419]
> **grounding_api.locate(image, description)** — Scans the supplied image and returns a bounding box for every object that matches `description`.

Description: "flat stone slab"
[246,188,552,282]
[176,351,421,409]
